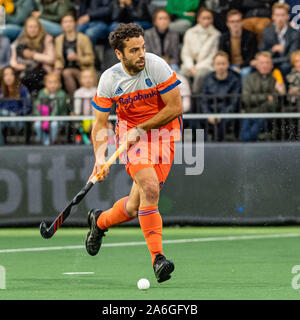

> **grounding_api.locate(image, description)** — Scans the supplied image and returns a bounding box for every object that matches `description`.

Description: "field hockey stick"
[39,141,127,239]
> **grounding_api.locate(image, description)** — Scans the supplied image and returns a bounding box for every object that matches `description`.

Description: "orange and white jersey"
[91,53,183,140]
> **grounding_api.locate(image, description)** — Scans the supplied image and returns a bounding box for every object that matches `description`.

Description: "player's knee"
[126,203,139,217]
[141,180,160,203]
[125,197,139,217]
[128,208,138,217]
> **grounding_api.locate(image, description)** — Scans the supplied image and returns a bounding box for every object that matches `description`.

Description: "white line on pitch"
[63,272,94,275]
[0,233,299,254]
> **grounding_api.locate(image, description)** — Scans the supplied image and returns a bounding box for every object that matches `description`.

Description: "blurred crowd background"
[1,0,300,145]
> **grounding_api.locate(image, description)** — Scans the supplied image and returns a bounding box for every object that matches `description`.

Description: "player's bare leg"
[125,182,141,217]
[134,167,175,283]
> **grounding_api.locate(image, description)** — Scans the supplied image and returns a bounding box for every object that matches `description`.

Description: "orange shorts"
[121,135,175,187]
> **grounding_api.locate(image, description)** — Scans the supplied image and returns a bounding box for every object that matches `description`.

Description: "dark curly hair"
[109,23,144,53]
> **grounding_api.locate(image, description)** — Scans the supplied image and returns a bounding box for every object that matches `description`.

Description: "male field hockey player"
[86,23,183,283]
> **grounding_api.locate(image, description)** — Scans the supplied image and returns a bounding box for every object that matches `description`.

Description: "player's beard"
[123,56,145,74]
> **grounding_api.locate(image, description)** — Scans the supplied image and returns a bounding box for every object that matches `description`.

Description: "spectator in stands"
[180,7,221,93]
[260,2,300,80]
[2,0,35,42]
[33,72,70,145]
[77,0,112,45]
[166,0,200,35]
[144,8,180,72]
[0,34,12,69]
[10,16,55,95]
[177,73,192,114]
[0,66,31,145]
[72,68,115,144]
[55,13,95,95]
[178,79,192,115]
[109,0,152,33]
[284,50,300,139]
[219,9,257,83]
[73,69,97,116]
[163,57,191,113]
[72,69,98,144]
[287,50,300,98]
[240,51,285,142]
[200,51,241,141]
[204,0,242,33]
[241,0,276,44]
[32,0,75,38]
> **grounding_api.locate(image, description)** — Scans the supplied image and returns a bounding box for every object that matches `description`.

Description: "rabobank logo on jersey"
[118,90,157,104]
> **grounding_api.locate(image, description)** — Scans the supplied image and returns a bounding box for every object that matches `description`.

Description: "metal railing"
[1,94,300,145]
[187,93,300,142]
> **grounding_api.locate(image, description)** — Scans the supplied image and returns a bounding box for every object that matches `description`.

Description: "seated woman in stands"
[0,66,31,145]
[10,16,55,97]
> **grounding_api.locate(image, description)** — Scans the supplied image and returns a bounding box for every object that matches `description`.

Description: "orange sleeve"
[157,72,181,95]
[91,93,113,112]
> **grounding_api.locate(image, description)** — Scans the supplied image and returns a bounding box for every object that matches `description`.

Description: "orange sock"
[97,197,135,229]
[138,206,163,265]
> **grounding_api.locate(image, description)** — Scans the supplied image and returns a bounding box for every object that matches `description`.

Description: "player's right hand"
[88,162,110,183]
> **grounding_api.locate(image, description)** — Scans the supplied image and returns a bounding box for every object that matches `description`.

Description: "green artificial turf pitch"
[1,226,300,300]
